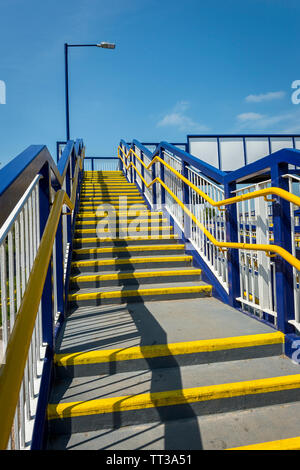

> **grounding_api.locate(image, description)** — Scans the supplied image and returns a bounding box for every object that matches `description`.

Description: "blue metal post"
[182,161,190,239]
[271,162,294,333]
[224,181,240,308]
[152,157,157,208]
[160,148,165,207]
[132,149,136,185]
[39,165,54,349]
[141,151,145,193]
[55,215,64,318]
[64,43,70,141]
[65,163,72,244]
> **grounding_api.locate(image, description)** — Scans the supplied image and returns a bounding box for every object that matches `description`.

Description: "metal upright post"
[182,160,190,239]
[38,166,54,349]
[64,43,70,141]
[224,180,240,308]
[271,161,294,333]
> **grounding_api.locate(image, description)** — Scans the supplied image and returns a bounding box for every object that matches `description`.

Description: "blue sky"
[0,0,300,166]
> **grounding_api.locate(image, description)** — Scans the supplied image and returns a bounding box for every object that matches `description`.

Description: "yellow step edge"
[80,197,144,201]
[70,268,201,284]
[80,200,144,203]
[73,234,179,243]
[79,204,145,207]
[71,254,192,267]
[68,284,212,302]
[73,244,185,255]
[228,436,300,450]
[75,219,168,225]
[76,212,164,217]
[47,372,300,420]
[55,332,284,366]
[74,226,173,234]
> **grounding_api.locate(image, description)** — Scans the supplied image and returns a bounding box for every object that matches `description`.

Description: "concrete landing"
[56,298,277,355]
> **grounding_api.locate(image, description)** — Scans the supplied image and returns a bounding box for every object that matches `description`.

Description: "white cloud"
[237,112,265,121]
[236,110,300,130]
[157,101,209,132]
[245,91,286,103]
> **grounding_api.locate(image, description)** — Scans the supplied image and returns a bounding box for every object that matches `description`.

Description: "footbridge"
[1,135,300,450]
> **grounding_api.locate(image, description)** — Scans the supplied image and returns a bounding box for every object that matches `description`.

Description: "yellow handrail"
[0,190,73,450]
[118,145,300,209]
[0,146,85,449]
[118,149,300,272]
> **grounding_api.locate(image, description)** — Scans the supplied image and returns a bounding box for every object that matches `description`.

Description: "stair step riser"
[70,271,201,289]
[73,248,185,260]
[48,378,300,434]
[55,343,283,379]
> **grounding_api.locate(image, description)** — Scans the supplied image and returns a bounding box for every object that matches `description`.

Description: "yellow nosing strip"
[70,269,201,284]
[73,244,184,255]
[228,436,300,450]
[75,226,173,234]
[75,219,167,225]
[55,332,283,366]
[80,198,144,201]
[71,255,192,267]
[68,285,211,301]
[73,235,179,243]
[47,372,300,420]
[76,212,164,216]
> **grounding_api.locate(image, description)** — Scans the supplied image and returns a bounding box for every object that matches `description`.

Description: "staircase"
[47,170,300,450]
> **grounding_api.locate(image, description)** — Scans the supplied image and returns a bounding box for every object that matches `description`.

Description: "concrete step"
[80,197,145,203]
[46,402,300,450]
[71,253,193,273]
[76,212,164,222]
[54,330,283,378]
[47,356,300,435]
[75,219,169,230]
[74,226,174,238]
[72,244,186,260]
[55,297,285,368]
[69,267,202,290]
[67,281,212,307]
[78,205,149,212]
[72,234,180,248]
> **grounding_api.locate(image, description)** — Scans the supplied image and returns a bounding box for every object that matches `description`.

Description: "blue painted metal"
[271,162,294,334]
[182,160,191,240]
[224,181,241,309]
[123,137,300,336]
[30,346,54,450]
[159,147,166,206]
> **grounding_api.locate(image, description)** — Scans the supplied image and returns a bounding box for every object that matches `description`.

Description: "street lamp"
[64,42,116,141]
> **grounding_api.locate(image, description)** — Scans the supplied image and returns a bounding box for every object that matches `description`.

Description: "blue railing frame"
[187,133,300,170]
[84,156,119,172]
[0,138,85,449]
[121,138,300,357]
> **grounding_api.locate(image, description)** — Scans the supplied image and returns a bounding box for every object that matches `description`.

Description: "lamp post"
[64,42,116,141]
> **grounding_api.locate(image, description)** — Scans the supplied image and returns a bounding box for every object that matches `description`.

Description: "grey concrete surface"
[56,297,278,355]
[47,401,300,450]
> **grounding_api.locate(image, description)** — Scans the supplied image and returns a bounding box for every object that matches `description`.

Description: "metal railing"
[0,139,84,449]
[84,156,119,172]
[119,138,300,334]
